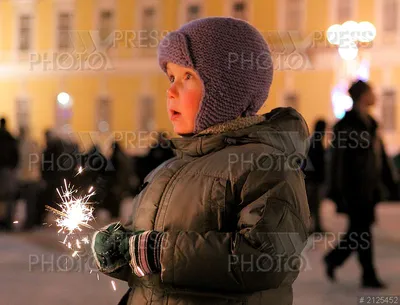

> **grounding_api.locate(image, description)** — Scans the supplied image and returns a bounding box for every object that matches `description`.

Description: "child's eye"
[185,73,192,80]
[168,75,175,83]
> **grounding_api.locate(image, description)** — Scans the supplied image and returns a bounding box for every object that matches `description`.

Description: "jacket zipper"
[154,161,190,230]
[132,158,177,227]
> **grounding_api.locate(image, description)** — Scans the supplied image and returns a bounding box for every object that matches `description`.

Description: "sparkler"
[46,179,96,236]
[45,167,118,292]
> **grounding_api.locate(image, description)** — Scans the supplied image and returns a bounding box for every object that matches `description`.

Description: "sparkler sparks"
[46,179,95,236]
[111,280,116,291]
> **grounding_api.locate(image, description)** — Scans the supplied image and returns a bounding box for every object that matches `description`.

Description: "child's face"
[166,63,203,135]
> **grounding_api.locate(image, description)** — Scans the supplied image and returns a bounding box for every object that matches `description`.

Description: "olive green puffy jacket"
[110,107,311,305]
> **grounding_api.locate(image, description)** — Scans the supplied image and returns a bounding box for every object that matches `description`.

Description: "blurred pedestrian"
[132,131,175,193]
[325,80,399,289]
[91,17,310,305]
[16,127,41,230]
[36,129,64,226]
[304,119,327,233]
[0,118,19,231]
[102,141,131,218]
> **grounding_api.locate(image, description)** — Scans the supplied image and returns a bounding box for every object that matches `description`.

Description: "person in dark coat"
[324,80,399,289]
[0,118,19,231]
[304,119,327,233]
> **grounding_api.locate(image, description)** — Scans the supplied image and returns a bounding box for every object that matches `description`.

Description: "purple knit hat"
[158,17,273,134]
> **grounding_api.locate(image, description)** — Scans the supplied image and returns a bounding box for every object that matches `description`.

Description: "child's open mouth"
[170,110,181,121]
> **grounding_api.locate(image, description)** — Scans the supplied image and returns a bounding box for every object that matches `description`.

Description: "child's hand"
[91,222,143,274]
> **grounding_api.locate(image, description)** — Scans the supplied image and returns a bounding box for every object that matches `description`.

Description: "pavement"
[1,199,400,305]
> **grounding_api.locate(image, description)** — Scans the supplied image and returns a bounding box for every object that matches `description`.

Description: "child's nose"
[167,83,178,99]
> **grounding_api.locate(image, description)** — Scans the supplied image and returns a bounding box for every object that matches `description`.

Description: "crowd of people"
[0,122,175,231]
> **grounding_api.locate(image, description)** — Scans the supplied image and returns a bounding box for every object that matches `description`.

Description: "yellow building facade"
[0,0,399,155]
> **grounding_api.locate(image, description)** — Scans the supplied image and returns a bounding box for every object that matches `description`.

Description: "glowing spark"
[74,166,84,177]
[82,237,90,244]
[13,221,18,224]
[72,251,78,257]
[90,270,93,274]
[111,280,116,291]
[67,242,72,249]
[88,186,93,193]
[97,273,100,281]
[76,239,81,249]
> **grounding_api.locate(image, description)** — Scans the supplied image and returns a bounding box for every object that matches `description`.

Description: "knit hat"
[348,80,371,103]
[158,17,273,134]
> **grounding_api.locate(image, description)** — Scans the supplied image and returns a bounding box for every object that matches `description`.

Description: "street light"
[57,92,71,107]
[326,20,376,60]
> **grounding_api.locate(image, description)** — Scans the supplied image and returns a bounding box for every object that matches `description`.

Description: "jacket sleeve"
[159,169,310,293]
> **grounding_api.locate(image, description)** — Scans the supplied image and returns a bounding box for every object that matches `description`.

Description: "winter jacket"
[328,109,399,223]
[112,107,311,305]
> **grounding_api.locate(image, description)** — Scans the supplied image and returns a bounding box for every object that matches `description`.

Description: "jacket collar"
[168,107,310,159]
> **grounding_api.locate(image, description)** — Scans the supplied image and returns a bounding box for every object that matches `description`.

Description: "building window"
[283,92,299,109]
[99,10,114,47]
[140,5,157,55]
[96,97,111,133]
[187,4,201,22]
[19,15,32,51]
[143,6,156,37]
[137,96,155,132]
[232,1,248,20]
[383,0,398,33]
[179,0,203,25]
[136,0,161,56]
[58,12,73,50]
[382,89,397,132]
[336,0,354,24]
[284,0,305,31]
[16,99,30,130]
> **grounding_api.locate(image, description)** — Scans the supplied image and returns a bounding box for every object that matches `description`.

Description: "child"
[92,17,311,305]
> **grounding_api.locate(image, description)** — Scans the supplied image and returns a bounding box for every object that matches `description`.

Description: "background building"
[0,0,399,155]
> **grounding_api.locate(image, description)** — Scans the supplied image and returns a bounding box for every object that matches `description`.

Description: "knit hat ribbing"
[158,17,273,134]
